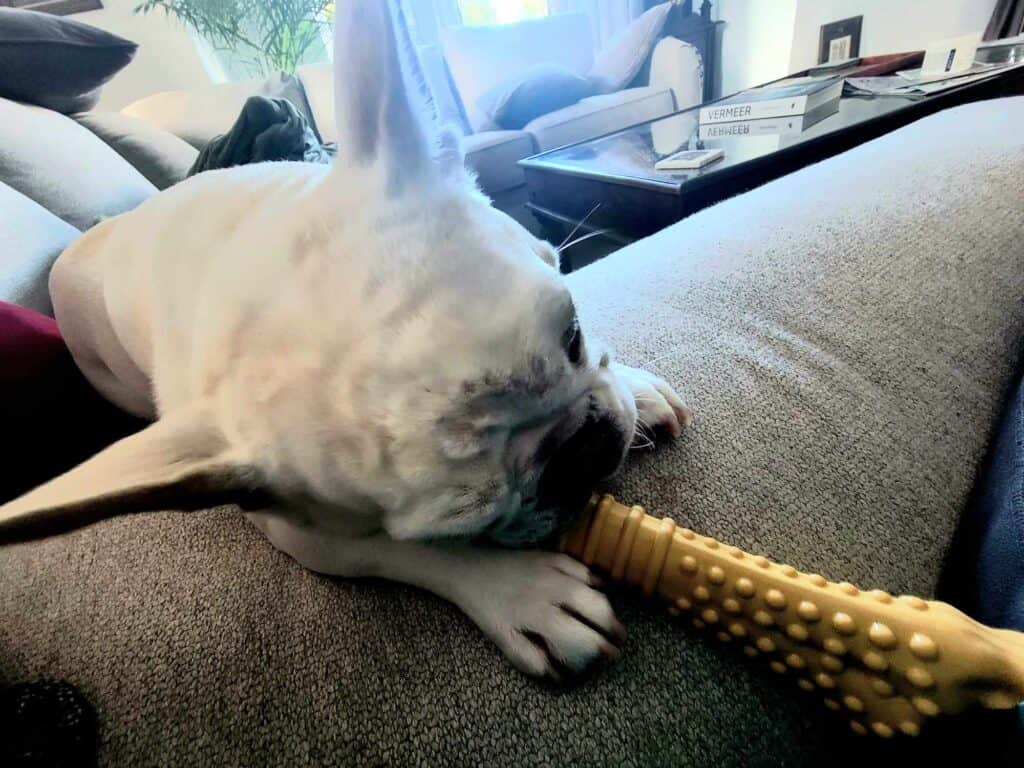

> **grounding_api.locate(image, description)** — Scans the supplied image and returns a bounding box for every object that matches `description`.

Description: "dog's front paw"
[611,363,692,438]
[456,551,625,682]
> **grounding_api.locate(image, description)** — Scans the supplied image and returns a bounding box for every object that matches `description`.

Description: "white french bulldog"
[0,1,690,680]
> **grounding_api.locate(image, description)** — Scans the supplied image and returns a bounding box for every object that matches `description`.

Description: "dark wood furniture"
[522,60,1024,270]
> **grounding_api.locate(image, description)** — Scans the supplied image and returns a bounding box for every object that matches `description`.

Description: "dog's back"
[51,161,330,418]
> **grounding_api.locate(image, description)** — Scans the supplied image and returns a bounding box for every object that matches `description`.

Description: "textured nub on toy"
[559,495,1024,738]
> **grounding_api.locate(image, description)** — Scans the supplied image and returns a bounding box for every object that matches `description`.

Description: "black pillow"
[0,7,137,114]
[477,63,596,131]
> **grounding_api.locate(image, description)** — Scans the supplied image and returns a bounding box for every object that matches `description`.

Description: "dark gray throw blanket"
[188,96,332,176]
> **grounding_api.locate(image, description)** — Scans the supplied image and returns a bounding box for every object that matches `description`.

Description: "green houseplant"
[135,0,334,76]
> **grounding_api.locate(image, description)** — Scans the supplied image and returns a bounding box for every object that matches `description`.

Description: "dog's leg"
[253,513,625,681]
[610,362,693,437]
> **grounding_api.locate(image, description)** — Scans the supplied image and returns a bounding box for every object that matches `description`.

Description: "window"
[457,0,548,25]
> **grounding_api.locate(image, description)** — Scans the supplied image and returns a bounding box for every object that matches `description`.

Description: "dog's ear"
[332,0,460,192]
[0,402,264,545]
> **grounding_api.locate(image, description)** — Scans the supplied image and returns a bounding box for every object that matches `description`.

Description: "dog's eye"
[563,320,583,365]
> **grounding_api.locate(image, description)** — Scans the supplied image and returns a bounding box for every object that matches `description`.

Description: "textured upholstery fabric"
[0,182,78,315]
[441,13,594,132]
[2,99,1023,767]
[74,111,199,191]
[524,85,675,152]
[0,97,154,231]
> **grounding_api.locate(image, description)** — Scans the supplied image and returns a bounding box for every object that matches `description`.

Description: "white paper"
[921,33,982,76]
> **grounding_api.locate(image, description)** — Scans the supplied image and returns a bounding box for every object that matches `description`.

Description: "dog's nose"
[534,414,627,520]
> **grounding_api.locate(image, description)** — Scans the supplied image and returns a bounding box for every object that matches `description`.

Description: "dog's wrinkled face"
[279,183,638,546]
[237,1,640,546]
[368,194,637,546]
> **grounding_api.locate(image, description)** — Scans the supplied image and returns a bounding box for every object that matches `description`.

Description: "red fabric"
[0,301,66,386]
[0,301,145,502]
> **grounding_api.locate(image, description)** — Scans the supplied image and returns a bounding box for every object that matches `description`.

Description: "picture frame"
[818,15,863,65]
[0,0,103,15]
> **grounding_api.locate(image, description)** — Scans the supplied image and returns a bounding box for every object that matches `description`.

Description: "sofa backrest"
[0,97,155,233]
[441,12,594,132]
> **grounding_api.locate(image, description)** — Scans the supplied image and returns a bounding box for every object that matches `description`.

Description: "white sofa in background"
[436,13,702,201]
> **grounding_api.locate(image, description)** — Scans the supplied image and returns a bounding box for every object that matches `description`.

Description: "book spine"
[699,94,810,125]
[699,117,795,139]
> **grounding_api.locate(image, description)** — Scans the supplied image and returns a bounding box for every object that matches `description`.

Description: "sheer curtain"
[404,0,644,51]
[402,0,464,45]
[548,0,646,51]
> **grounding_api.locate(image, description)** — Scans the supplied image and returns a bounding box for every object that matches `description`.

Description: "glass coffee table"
[520,65,1024,270]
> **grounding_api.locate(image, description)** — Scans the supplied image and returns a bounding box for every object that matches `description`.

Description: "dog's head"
[278,0,638,545]
[0,0,637,547]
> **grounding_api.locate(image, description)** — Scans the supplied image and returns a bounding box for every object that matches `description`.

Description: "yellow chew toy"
[559,495,1024,739]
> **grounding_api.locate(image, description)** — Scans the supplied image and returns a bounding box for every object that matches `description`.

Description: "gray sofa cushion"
[0,181,79,315]
[1,99,1023,767]
[0,97,155,230]
[74,111,199,191]
[0,7,136,114]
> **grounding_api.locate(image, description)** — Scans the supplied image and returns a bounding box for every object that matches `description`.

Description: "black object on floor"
[0,679,98,768]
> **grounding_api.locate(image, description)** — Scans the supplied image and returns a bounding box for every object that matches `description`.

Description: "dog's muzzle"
[534,413,627,520]
[488,411,628,547]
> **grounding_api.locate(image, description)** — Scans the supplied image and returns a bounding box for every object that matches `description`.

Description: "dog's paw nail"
[611,620,627,644]
[601,642,622,661]
[588,573,605,588]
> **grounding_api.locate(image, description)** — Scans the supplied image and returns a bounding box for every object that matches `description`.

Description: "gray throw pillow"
[587,2,671,94]
[74,111,199,190]
[0,7,137,114]
[0,97,155,231]
[0,181,79,315]
[477,63,596,131]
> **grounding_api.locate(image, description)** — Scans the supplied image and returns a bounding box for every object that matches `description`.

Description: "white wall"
[76,0,213,110]
[713,0,998,96]
[788,0,999,73]
[714,0,798,95]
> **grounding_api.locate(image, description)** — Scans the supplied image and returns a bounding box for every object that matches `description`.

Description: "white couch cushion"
[649,36,703,113]
[463,129,536,195]
[588,2,672,93]
[441,13,594,132]
[524,85,675,151]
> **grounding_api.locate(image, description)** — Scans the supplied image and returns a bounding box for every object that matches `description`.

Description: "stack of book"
[697,77,843,137]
